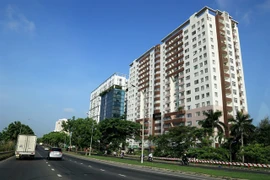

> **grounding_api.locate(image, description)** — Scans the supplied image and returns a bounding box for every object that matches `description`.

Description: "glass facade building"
[100,88,125,121]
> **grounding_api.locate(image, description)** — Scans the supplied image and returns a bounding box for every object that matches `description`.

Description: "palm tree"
[199,110,225,137]
[229,111,255,163]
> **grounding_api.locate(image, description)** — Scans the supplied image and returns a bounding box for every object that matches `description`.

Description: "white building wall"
[89,73,127,123]
[54,118,68,132]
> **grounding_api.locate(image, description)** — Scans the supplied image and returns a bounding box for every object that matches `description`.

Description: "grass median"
[0,152,14,161]
[64,152,270,180]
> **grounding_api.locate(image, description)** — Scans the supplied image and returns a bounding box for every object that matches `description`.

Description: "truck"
[15,134,37,159]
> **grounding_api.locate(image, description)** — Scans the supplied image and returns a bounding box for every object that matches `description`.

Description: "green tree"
[255,116,270,147]
[198,110,225,144]
[229,111,255,163]
[97,118,140,152]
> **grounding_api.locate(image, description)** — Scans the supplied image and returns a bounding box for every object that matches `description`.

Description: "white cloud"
[3,4,36,33]
[257,0,270,12]
[215,0,229,9]
[63,108,75,113]
[242,11,252,25]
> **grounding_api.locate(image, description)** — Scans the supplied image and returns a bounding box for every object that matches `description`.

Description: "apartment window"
[227,30,230,35]
[204,53,207,58]
[210,37,213,42]
[210,31,213,35]
[228,37,231,42]
[186,68,190,73]
[203,38,206,43]
[231,66,234,71]
[214,84,217,89]
[185,55,189,60]
[192,24,195,29]
[186,75,190,80]
[194,72,199,77]
[204,60,208,65]
[195,87,199,92]
[202,25,205,29]
[202,102,205,107]
[193,58,198,63]
[215,92,218,97]
[187,121,192,126]
[192,37,197,42]
[200,62,203,67]
[209,24,212,28]
[185,42,189,46]
[205,68,208,73]
[234,98,238,103]
[186,90,191,95]
[194,79,199,84]
[211,45,214,49]
[202,94,205,99]
[199,55,202,60]
[206,92,210,97]
[198,34,201,39]
[232,73,235,78]
[193,44,197,48]
[192,31,196,35]
[226,23,230,28]
[201,78,204,83]
[212,52,215,57]
[215,100,218,106]
[194,65,198,70]
[187,113,192,118]
[196,112,201,116]
[207,101,210,106]
[229,51,233,56]
[187,105,191,110]
[203,45,206,50]
[232,81,236,86]
[202,31,205,36]
[213,67,216,72]
[213,60,215,64]
[186,83,191,87]
[184,29,188,34]
[185,62,190,66]
[201,18,204,22]
[201,86,204,91]
[198,40,201,45]
[228,44,232,49]
[195,103,200,108]
[200,70,203,75]
[214,75,217,80]
[206,84,210,88]
[195,95,200,100]
[185,48,189,53]
[187,98,191,102]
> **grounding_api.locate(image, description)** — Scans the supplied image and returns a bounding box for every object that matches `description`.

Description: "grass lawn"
[65,152,270,180]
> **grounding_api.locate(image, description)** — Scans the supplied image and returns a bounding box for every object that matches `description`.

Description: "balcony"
[224,73,230,78]
[227,106,233,112]
[225,81,231,88]
[225,89,231,95]
[226,97,232,103]
[163,118,186,125]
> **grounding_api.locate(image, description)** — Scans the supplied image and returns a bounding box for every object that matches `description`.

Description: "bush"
[241,144,270,164]
[0,141,15,152]
[187,147,229,161]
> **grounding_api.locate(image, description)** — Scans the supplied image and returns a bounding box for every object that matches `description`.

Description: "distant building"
[54,118,68,132]
[88,73,128,123]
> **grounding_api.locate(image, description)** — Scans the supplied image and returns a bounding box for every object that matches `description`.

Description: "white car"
[44,147,49,151]
[47,147,62,160]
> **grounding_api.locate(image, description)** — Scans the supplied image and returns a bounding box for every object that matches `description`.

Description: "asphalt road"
[0,146,220,180]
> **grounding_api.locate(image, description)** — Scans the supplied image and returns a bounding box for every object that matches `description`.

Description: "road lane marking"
[88,165,92,167]
[119,174,126,177]
[100,169,105,171]
[48,165,51,167]
[46,162,48,163]
[80,163,83,164]
[51,169,55,171]
[57,174,62,178]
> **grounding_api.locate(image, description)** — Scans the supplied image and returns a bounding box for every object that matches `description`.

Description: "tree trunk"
[241,132,244,163]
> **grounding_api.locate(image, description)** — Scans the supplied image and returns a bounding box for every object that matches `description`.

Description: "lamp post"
[89,123,94,156]
[141,89,147,164]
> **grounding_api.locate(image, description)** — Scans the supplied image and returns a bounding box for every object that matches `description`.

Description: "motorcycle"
[147,156,153,162]
[181,159,189,165]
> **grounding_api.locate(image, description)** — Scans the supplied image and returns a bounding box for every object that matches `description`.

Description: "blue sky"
[0,0,269,137]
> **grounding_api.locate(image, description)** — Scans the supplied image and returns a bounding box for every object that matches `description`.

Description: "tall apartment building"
[126,6,248,137]
[89,73,128,123]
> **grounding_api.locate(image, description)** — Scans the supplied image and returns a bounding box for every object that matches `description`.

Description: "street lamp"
[87,112,94,156]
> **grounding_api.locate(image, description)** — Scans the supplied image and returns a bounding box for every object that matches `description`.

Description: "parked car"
[47,147,62,160]
[44,147,50,151]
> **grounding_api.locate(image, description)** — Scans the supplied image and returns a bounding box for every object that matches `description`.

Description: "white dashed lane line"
[48,165,51,167]
[57,174,62,178]
[100,169,105,171]
[88,165,92,168]
[80,163,83,164]
[119,174,126,177]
